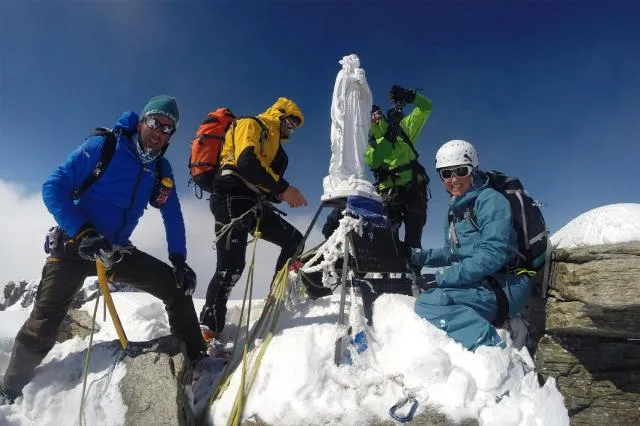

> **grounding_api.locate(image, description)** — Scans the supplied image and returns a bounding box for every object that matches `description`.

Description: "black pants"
[204,194,302,331]
[2,246,206,399]
[382,179,428,249]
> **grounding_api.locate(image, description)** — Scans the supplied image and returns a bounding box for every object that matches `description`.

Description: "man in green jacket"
[365,84,433,249]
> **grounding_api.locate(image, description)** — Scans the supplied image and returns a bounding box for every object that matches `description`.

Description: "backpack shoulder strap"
[465,202,480,231]
[398,127,420,159]
[232,116,268,154]
[242,116,268,140]
[397,123,428,183]
[71,129,117,200]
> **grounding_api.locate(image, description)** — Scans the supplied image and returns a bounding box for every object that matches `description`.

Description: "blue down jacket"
[411,170,529,350]
[42,111,187,258]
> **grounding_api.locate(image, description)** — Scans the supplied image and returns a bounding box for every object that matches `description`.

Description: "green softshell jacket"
[365,92,433,191]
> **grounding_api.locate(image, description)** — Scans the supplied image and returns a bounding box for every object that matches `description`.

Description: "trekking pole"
[292,202,325,261]
[96,259,128,350]
[334,234,352,365]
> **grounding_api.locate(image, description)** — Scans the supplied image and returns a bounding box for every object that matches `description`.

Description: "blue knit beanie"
[141,95,180,125]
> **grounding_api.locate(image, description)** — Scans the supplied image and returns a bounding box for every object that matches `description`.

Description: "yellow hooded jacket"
[218,97,304,195]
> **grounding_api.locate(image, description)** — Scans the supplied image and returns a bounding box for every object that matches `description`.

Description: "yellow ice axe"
[96,259,128,350]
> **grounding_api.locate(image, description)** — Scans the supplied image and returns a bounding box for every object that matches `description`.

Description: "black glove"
[77,228,112,261]
[169,254,197,296]
[389,84,416,105]
[416,274,437,291]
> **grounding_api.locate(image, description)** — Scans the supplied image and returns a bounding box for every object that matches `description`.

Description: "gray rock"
[56,309,101,343]
[243,408,477,426]
[547,242,640,337]
[119,336,195,426]
[536,335,640,425]
[0,280,25,311]
[536,242,640,425]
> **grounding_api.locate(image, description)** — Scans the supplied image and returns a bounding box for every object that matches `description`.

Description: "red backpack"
[188,108,235,196]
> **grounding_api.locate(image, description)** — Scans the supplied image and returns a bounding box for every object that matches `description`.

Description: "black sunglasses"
[144,117,176,135]
[438,165,474,180]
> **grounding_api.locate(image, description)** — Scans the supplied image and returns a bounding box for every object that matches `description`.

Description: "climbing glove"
[169,254,197,296]
[77,228,113,262]
[389,85,416,105]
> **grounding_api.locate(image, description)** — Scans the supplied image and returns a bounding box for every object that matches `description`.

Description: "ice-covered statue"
[322,54,380,201]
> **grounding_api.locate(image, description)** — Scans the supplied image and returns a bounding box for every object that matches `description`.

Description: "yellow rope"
[239,263,289,399]
[226,223,260,426]
[197,226,292,425]
[197,218,261,425]
[227,262,289,426]
[227,261,289,425]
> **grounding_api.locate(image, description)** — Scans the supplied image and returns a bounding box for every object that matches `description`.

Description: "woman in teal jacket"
[411,140,529,351]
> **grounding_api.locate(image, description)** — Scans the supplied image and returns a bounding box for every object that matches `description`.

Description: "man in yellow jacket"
[201,97,308,338]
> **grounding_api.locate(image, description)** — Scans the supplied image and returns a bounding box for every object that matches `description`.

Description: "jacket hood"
[259,97,304,127]
[113,111,139,134]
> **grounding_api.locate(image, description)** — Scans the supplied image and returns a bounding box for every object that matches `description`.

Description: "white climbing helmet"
[435,139,479,169]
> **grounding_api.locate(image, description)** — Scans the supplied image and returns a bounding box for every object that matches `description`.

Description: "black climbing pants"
[203,194,302,332]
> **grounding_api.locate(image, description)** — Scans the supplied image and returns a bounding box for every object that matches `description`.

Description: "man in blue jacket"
[410,140,529,351]
[0,95,206,404]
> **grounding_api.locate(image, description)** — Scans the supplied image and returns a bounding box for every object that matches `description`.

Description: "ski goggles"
[143,117,176,135]
[438,165,474,180]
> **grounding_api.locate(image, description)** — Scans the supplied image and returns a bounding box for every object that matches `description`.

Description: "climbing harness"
[213,200,261,250]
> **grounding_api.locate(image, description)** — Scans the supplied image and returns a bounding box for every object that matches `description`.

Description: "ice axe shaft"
[96,259,128,350]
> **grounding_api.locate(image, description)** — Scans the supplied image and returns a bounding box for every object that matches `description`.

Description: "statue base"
[321,175,380,202]
[320,189,381,202]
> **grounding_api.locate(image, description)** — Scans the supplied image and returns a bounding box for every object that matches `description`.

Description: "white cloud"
[0,180,50,286]
[0,179,322,301]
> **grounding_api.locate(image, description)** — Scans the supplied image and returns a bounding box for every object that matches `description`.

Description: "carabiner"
[389,395,419,423]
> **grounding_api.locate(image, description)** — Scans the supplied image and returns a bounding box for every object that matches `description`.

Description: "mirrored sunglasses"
[144,117,175,135]
[284,115,301,130]
[439,165,474,180]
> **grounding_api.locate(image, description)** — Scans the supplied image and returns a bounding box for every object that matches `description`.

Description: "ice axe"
[96,259,128,350]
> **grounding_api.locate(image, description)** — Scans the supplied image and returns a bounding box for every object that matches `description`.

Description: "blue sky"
[1,1,639,252]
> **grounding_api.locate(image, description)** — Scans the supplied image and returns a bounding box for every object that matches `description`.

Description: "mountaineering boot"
[199,304,226,342]
[200,325,220,344]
